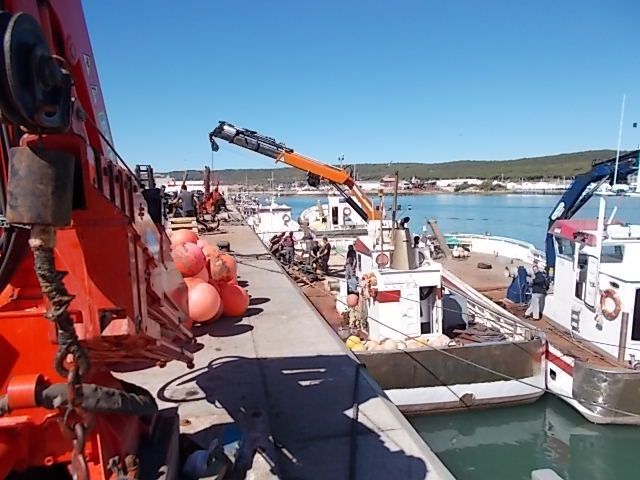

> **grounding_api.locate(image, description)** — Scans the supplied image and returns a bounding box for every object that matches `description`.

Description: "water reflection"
[410,395,640,480]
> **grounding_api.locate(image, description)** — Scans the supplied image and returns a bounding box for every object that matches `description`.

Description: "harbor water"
[283,192,640,480]
[410,395,640,480]
[284,193,640,249]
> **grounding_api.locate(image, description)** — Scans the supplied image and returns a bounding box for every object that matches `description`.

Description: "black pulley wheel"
[0,10,21,124]
[0,12,71,132]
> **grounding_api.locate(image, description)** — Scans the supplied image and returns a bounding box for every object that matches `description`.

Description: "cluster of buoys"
[345,334,455,352]
[169,229,250,325]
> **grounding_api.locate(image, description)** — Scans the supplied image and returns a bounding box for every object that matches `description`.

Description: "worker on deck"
[280,231,296,265]
[318,237,331,274]
[269,232,286,258]
[346,244,356,264]
[309,240,321,271]
[345,256,358,294]
[301,224,315,264]
[175,185,197,217]
[525,264,549,320]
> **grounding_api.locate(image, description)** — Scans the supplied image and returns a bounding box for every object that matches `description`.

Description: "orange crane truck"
[0,1,193,478]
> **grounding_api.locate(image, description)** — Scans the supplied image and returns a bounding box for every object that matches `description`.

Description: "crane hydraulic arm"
[545,149,640,275]
[209,121,381,221]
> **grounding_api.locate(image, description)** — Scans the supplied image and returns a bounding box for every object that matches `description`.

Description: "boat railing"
[451,233,538,251]
[466,300,535,341]
[443,268,540,342]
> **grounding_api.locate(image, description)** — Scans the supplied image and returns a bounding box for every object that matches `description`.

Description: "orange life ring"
[600,288,621,321]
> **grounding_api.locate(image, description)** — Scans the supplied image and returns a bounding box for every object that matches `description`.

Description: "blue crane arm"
[545,150,640,275]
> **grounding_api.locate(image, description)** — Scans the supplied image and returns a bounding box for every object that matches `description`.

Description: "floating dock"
[120,222,453,479]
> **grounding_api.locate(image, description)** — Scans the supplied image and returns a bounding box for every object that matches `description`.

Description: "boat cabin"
[248,200,299,242]
[545,216,640,364]
[299,196,367,231]
[340,226,442,341]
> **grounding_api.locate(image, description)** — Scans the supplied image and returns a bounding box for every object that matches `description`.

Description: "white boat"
[443,232,546,266]
[438,192,640,425]
[327,220,546,414]
[298,195,368,252]
[245,198,301,244]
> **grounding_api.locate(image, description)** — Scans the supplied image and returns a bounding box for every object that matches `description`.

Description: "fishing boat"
[435,150,640,425]
[312,218,547,414]
[244,197,301,244]
[298,195,368,251]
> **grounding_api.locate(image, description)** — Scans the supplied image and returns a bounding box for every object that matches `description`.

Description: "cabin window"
[556,238,575,260]
[331,206,339,225]
[632,289,640,341]
[601,245,624,263]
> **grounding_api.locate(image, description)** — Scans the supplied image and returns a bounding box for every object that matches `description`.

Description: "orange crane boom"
[209,121,381,220]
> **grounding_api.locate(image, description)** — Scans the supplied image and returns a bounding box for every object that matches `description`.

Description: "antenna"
[613,93,626,186]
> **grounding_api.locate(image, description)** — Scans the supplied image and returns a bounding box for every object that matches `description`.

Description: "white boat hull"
[388,375,544,414]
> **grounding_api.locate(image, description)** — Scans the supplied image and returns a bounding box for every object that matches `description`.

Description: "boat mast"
[391,170,399,228]
[613,93,626,186]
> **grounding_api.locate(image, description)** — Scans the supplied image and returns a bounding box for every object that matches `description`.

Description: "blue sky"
[83,0,640,173]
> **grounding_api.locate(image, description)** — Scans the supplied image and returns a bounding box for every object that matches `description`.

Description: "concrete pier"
[121,223,453,479]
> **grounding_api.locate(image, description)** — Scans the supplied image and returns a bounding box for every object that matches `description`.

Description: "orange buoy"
[173,242,207,277]
[201,243,220,260]
[187,282,222,323]
[211,276,238,292]
[219,254,237,281]
[220,284,250,317]
[212,299,224,321]
[193,265,210,282]
[184,276,205,288]
[346,294,359,308]
[171,229,198,247]
[209,255,232,283]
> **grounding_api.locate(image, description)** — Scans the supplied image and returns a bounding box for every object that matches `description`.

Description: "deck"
[441,253,622,369]
[119,222,453,479]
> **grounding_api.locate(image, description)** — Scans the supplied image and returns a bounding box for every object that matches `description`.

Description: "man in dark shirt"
[526,264,548,320]
[319,237,331,274]
[346,244,356,263]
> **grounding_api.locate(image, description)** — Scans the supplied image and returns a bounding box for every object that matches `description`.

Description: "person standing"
[345,256,358,294]
[319,237,331,274]
[301,224,314,264]
[309,241,321,271]
[176,185,197,217]
[525,264,549,320]
[280,231,295,266]
[346,244,356,264]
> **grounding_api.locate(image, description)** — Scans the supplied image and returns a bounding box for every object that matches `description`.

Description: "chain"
[71,421,89,480]
[29,227,92,480]
[65,360,91,480]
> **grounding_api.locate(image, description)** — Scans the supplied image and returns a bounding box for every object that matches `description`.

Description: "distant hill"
[160,149,620,185]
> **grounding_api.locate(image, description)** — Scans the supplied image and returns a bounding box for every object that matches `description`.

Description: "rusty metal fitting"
[28,225,57,249]
[6,373,47,410]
